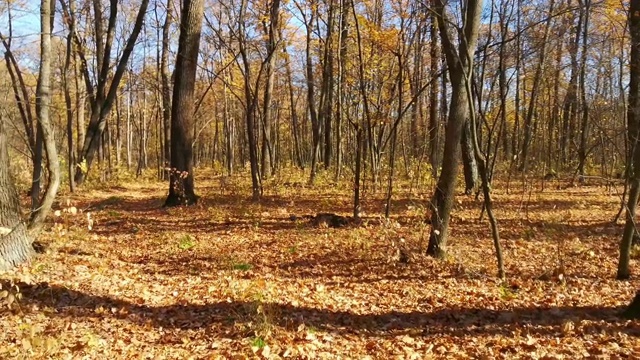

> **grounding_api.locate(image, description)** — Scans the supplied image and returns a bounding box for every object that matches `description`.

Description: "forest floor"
[1,169,639,359]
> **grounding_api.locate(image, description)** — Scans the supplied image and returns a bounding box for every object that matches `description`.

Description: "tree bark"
[260,0,281,179]
[427,0,483,258]
[428,10,440,177]
[322,0,336,169]
[63,0,77,192]
[461,119,479,194]
[284,46,304,169]
[164,0,204,206]
[618,0,640,279]
[298,0,321,184]
[239,0,262,200]
[161,0,173,179]
[0,114,32,271]
[576,0,591,179]
[30,0,60,234]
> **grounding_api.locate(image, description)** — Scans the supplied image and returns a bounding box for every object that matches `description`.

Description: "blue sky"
[1,0,41,48]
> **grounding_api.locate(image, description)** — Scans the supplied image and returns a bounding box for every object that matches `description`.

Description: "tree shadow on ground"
[5,281,636,339]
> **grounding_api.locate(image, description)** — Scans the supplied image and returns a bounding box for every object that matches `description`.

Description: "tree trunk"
[260,0,281,179]
[519,0,554,172]
[618,0,640,280]
[285,46,304,169]
[30,129,44,211]
[164,0,204,206]
[161,0,172,179]
[427,0,483,258]
[322,0,336,169]
[334,0,350,180]
[0,115,32,271]
[428,10,440,177]
[461,118,478,194]
[576,0,591,179]
[63,16,76,192]
[62,0,149,185]
[561,0,581,167]
[300,2,321,184]
[30,0,60,234]
[239,0,262,200]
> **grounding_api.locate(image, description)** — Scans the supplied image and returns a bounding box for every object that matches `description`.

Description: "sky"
[1,0,41,45]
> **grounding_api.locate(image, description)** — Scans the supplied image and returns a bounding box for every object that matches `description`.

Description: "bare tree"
[60,0,150,185]
[427,0,483,257]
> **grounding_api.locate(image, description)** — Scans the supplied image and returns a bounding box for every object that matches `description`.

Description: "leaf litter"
[0,171,639,359]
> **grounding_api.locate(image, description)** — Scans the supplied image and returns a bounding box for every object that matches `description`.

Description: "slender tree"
[60,0,149,185]
[427,0,483,258]
[160,0,173,180]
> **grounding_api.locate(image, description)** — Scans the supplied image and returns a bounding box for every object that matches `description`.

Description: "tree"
[0,114,32,270]
[518,0,554,172]
[61,0,149,185]
[238,0,263,200]
[30,0,60,233]
[619,0,640,280]
[164,0,205,206]
[1,10,44,211]
[461,119,479,194]
[159,0,173,180]
[260,0,282,179]
[0,0,60,269]
[427,0,483,258]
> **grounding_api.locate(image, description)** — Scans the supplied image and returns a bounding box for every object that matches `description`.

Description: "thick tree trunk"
[618,0,640,279]
[164,0,204,206]
[0,115,32,271]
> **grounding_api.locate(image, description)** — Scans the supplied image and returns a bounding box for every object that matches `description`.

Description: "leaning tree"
[426,0,484,258]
